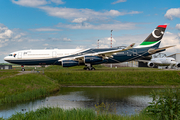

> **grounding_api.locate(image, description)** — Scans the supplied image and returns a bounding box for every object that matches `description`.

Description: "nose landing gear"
[21,65,25,71]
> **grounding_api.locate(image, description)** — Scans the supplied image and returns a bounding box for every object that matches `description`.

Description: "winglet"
[125,43,135,50]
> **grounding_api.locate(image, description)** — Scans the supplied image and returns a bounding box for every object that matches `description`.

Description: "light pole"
[97,39,99,49]
[111,30,113,48]
[110,30,113,68]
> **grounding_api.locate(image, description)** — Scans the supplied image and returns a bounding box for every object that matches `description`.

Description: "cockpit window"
[9,54,13,56]
[13,54,16,57]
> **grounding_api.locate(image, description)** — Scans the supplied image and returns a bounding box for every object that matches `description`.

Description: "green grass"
[0,70,18,79]
[4,107,154,120]
[0,65,180,105]
[44,65,180,86]
[0,73,60,104]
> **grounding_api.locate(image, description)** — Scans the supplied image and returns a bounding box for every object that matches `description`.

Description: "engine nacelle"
[176,63,180,67]
[62,60,79,67]
[84,56,103,63]
[147,62,154,68]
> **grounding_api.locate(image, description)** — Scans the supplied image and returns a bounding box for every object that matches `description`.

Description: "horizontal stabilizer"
[148,45,175,54]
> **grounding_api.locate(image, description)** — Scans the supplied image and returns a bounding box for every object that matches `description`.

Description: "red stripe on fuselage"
[158,25,167,28]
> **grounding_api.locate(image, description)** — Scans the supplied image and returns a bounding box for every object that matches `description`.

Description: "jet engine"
[62,60,79,67]
[147,62,154,68]
[84,56,103,63]
[176,63,180,67]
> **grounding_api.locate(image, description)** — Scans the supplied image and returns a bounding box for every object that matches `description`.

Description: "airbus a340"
[4,25,174,71]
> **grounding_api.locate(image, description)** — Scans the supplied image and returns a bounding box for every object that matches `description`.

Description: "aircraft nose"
[4,56,9,61]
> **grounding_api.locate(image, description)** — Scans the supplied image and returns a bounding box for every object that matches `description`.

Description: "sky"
[1,0,180,63]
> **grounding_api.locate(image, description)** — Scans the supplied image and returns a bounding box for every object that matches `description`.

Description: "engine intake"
[84,56,103,63]
[147,62,154,68]
[62,60,79,67]
[176,63,180,67]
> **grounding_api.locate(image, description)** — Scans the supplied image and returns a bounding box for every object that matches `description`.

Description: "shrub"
[145,87,180,120]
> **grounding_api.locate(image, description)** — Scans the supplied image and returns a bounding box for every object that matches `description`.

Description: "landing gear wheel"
[91,67,95,70]
[86,67,90,70]
[21,68,25,71]
[83,64,96,71]
[83,66,88,70]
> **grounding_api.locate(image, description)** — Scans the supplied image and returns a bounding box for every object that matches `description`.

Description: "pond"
[0,87,159,118]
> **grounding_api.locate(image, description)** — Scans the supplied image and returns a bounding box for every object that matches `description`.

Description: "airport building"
[168,53,180,63]
[0,65,12,70]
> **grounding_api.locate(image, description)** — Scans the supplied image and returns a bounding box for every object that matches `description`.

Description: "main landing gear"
[21,65,25,71]
[83,64,95,70]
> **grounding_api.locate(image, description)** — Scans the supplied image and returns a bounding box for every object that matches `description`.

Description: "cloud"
[176,24,180,30]
[11,0,48,7]
[63,37,71,41]
[76,46,85,49]
[39,6,141,20]
[164,8,180,20]
[43,43,49,46]
[51,0,64,4]
[12,0,141,24]
[0,24,13,39]
[160,32,180,54]
[57,22,137,30]
[112,0,127,4]
[31,28,62,31]
[48,37,71,42]
[72,18,88,23]
[11,0,65,7]
[0,23,27,48]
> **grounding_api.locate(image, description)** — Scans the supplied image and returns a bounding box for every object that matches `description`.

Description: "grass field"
[0,72,59,104]
[44,65,180,86]
[0,65,180,119]
[4,107,154,120]
[1,65,180,104]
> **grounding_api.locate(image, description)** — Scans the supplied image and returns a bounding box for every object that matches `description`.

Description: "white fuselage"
[150,57,177,66]
[4,49,83,60]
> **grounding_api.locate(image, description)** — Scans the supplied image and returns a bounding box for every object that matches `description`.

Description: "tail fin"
[137,25,167,48]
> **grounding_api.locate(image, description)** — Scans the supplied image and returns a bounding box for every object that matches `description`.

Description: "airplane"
[4,25,174,71]
[139,56,180,69]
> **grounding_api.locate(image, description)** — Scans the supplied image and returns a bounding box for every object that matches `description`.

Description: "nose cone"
[4,56,10,62]
[4,56,8,61]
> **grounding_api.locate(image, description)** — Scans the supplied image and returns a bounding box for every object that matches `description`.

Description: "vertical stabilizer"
[136,25,167,48]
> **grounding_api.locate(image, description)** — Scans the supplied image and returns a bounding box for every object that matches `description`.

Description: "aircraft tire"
[22,68,25,71]
[91,67,95,70]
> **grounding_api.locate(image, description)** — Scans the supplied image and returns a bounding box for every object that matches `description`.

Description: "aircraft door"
[52,51,57,58]
[18,52,22,59]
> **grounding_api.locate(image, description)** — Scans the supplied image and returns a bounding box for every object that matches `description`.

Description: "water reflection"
[0,87,159,118]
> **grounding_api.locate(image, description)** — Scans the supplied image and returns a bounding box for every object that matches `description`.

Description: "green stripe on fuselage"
[140,41,157,45]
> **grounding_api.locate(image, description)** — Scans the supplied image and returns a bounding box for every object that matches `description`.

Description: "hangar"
[168,53,180,63]
[0,65,12,70]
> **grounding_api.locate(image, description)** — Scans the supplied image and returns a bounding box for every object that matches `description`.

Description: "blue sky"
[1,0,180,63]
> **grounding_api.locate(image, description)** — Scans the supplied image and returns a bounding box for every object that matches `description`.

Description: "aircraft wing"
[92,43,135,58]
[59,43,135,62]
[148,45,175,54]
[138,60,149,63]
